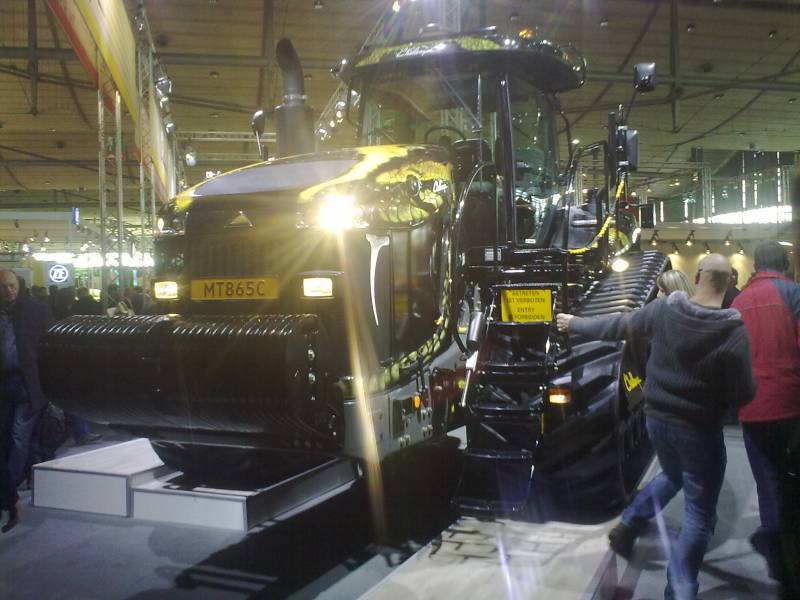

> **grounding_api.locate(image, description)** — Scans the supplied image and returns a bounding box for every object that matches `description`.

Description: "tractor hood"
[168,144,454,230]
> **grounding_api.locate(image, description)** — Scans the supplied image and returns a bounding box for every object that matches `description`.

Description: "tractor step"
[452,448,533,514]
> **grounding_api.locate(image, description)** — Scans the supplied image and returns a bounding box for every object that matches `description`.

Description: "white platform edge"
[33,439,172,516]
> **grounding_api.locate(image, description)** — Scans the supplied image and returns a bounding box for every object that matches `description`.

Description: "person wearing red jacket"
[731,241,800,590]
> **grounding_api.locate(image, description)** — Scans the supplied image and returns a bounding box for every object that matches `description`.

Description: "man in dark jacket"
[732,241,800,589]
[557,254,755,600]
[0,269,54,532]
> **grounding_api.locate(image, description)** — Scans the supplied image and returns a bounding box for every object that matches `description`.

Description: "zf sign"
[48,264,70,284]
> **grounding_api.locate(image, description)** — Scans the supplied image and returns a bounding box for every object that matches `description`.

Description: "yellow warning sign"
[500,289,553,323]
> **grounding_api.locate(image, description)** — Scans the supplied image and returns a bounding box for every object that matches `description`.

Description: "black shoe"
[74,432,103,446]
[2,502,20,533]
[609,521,639,559]
[750,532,782,581]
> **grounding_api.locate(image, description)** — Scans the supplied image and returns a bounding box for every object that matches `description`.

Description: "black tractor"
[41,29,666,516]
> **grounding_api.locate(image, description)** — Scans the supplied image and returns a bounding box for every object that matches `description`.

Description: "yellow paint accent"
[623,371,643,393]
[299,146,410,202]
[356,36,502,67]
[500,289,553,322]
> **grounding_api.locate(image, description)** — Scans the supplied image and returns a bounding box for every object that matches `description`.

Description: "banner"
[48,0,174,202]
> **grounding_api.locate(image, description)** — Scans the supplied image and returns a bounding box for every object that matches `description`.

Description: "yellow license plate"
[500,289,553,323]
[190,277,278,301]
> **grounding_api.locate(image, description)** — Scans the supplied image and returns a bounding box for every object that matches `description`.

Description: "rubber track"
[572,251,668,317]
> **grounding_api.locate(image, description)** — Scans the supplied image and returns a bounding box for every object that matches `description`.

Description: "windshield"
[355,65,562,248]
[358,66,500,149]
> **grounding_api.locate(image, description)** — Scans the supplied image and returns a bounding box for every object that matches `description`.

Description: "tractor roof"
[338,28,586,93]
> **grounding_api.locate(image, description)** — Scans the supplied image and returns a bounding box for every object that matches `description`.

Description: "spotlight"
[738,242,745,255]
[184,146,197,167]
[704,242,712,255]
[44,231,50,243]
[313,0,324,8]
[155,75,172,99]
[13,219,19,229]
[392,1,400,12]
[611,257,629,273]
[685,230,695,247]
[723,231,732,246]
[649,230,660,247]
[670,242,680,255]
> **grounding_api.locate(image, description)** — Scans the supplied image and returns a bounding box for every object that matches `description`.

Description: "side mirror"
[251,109,267,159]
[633,63,656,93]
[616,127,639,173]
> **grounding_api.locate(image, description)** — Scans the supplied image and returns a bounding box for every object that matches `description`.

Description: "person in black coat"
[0,269,54,532]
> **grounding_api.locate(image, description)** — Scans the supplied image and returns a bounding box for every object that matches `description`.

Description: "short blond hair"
[657,269,695,296]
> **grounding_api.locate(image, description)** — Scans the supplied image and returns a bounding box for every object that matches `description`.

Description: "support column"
[115,90,125,294]
[98,90,108,313]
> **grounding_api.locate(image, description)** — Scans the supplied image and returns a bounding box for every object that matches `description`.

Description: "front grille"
[189,237,271,278]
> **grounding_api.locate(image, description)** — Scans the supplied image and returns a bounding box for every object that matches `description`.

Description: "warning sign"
[500,289,553,323]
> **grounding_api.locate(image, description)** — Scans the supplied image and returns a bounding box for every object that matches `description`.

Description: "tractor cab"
[341,30,586,257]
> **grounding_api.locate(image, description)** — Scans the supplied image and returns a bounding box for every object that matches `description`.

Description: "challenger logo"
[623,371,643,393]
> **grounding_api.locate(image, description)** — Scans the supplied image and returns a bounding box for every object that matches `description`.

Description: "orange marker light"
[548,387,571,405]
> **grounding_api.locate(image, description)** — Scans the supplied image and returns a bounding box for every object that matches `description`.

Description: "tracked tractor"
[40,29,667,514]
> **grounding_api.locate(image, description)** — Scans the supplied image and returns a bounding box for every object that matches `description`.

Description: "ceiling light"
[738,242,745,255]
[704,242,712,255]
[789,98,796,104]
[713,93,724,100]
[209,71,220,78]
[392,0,400,12]
[599,17,609,27]
[686,23,695,33]
[778,241,793,247]
[210,112,220,118]
[768,29,778,39]
[313,0,324,8]
[571,138,580,145]
[44,231,50,243]
[650,230,660,247]
[723,231,732,246]
[670,242,680,255]
[685,230,695,247]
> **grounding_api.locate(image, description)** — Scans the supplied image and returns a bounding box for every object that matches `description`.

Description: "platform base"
[33,438,170,516]
[132,458,359,531]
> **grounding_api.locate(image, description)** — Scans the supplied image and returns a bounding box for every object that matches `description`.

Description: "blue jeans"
[621,415,726,600]
[2,375,39,485]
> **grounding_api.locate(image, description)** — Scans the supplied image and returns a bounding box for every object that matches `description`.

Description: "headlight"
[317,194,366,230]
[154,280,178,299]
[302,277,333,297]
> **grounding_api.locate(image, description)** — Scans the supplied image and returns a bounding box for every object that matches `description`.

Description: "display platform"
[132,458,359,531]
[32,439,360,531]
[32,438,171,516]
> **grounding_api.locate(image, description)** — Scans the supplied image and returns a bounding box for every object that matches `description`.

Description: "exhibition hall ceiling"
[1,0,799,208]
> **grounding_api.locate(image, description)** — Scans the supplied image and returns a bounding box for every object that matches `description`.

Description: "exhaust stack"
[275,38,315,158]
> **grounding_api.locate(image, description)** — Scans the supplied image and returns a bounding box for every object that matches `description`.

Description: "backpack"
[32,403,70,463]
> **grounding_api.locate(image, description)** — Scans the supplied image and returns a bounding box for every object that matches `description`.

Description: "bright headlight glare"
[154,280,178,299]
[303,277,333,297]
[317,194,364,230]
[548,387,571,405]
[611,257,630,273]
